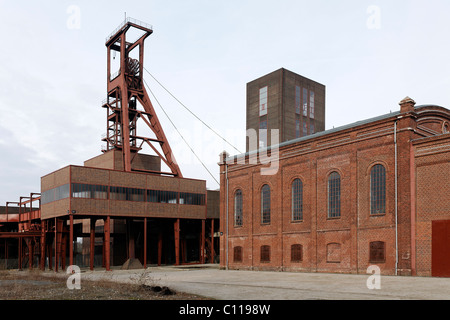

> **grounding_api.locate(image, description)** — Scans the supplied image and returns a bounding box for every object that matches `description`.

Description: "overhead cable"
[143,67,242,154]
[143,78,220,186]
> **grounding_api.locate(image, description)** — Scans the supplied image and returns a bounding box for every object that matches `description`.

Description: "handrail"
[106,17,153,43]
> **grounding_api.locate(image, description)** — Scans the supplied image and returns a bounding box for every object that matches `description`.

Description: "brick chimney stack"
[399,96,416,113]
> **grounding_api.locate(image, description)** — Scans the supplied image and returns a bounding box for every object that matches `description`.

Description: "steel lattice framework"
[102,18,182,177]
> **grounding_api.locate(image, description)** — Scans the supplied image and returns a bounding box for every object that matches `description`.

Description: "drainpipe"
[394,120,398,276]
[225,162,229,270]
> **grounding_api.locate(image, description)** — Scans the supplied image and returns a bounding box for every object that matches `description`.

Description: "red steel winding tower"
[102,18,182,177]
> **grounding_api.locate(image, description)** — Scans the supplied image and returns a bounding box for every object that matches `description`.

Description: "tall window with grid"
[234,189,243,226]
[302,88,308,117]
[259,115,268,148]
[310,91,315,119]
[295,86,301,114]
[261,184,271,224]
[370,164,386,214]
[328,172,341,218]
[292,179,303,221]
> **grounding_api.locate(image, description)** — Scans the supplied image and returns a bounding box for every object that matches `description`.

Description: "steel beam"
[69,214,74,267]
[201,219,205,264]
[174,219,180,265]
[143,217,147,268]
[40,220,46,270]
[104,216,111,271]
[90,218,96,270]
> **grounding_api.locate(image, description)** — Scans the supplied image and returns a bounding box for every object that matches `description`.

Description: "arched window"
[291,244,303,262]
[370,164,386,214]
[292,179,303,221]
[261,185,271,224]
[234,189,243,226]
[260,245,270,263]
[328,172,341,218]
[233,246,243,263]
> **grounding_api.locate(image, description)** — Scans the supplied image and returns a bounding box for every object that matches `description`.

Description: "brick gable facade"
[219,98,450,276]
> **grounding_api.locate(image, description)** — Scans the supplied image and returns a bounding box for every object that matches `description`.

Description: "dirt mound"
[121,258,143,270]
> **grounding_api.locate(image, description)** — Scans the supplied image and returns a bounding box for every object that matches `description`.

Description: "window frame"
[369,241,386,263]
[234,189,243,227]
[259,86,268,116]
[260,245,271,263]
[327,171,341,219]
[261,184,271,225]
[370,164,386,215]
[233,246,243,263]
[291,244,303,262]
[291,178,303,222]
[309,91,315,119]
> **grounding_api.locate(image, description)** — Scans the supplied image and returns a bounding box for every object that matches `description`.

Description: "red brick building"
[219,95,450,276]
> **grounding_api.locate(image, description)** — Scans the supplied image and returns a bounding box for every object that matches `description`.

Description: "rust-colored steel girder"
[102,18,182,177]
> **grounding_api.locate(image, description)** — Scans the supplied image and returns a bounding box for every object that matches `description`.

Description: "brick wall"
[414,134,450,276]
[220,104,450,276]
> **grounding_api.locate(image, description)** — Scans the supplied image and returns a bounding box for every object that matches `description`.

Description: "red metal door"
[432,220,450,277]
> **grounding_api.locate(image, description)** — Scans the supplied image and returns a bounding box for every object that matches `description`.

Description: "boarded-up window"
[327,243,341,263]
[369,241,385,263]
[233,246,243,263]
[260,245,270,263]
[291,244,303,262]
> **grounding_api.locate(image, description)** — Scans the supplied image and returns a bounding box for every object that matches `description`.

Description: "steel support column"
[211,219,215,263]
[174,219,180,265]
[55,218,63,272]
[104,216,111,271]
[201,219,205,264]
[90,218,96,271]
[61,232,67,270]
[40,220,46,270]
[143,217,147,268]
[48,233,53,271]
[69,215,74,267]
[28,239,34,270]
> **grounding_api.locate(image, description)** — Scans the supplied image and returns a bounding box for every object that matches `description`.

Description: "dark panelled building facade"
[246,68,325,152]
[219,69,450,277]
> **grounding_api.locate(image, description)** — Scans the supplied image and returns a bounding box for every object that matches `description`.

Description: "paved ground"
[69,264,450,300]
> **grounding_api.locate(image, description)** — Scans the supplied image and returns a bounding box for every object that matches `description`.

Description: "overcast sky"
[0,0,449,205]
